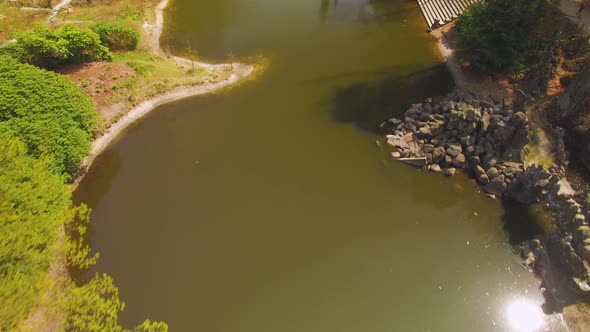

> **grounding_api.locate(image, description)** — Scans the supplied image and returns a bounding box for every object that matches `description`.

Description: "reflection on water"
[506,299,544,332]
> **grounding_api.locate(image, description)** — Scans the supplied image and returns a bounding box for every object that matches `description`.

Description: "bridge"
[417,0,482,30]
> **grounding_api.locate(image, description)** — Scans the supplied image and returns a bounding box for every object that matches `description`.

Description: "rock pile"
[382,92,530,198]
[383,91,590,308]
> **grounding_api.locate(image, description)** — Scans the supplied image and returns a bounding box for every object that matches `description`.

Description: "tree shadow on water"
[500,198,547,246]
[328,63,453,133]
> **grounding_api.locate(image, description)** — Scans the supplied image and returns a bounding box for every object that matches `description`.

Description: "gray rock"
[422,144,435,153]
[419,126,432,136]
[511,127,529,148]
[445,168,457,176]
[578,245,590,263]
[474,165,486,177]
[484,176,506,197]
[433,148,445,163]
[504,167,519,178]
[453,154,466,167]
[469,156,481,166]
[484,158,497,169]
[444,155,453,165]
[391,152,401,158]
[486,167,499,179]
[446,144,462,157]
[480,112,491,132]
[478,174,490,185]
[429,164,442,172]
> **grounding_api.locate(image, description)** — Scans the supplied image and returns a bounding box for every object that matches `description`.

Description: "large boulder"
[484,175,506,197]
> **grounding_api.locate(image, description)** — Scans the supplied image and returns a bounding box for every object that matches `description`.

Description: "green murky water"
[74,0,566,330]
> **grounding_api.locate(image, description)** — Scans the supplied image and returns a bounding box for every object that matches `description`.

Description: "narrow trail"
[47,0,72,22]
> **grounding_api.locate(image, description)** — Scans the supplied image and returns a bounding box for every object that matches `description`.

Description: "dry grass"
[0,3,48,42]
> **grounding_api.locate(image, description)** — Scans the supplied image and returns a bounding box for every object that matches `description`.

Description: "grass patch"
[524,142,554,169]
[0,3,48,42]
[103,51,230,123]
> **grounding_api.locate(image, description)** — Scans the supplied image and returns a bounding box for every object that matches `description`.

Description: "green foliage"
[91,22,140,51]
[66,205,100,269]
[126,60,153,76]
[13,23,112,68]
[0,42,26,61]
[64,273,126,332]
[455,0,560,73]
[134,320,169,332]
[0,135,71,331]
[0,56,98,176]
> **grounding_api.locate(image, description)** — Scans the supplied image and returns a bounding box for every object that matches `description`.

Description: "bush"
[91,22,139,51]
[0,56,99,176]
[13,24,112,68]
[455,0,560,73]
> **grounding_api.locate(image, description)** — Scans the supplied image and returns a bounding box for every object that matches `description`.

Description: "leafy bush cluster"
[0,56,98,176]
[455,0,560,73]
[12,24,112,68]
[91,22,140,51]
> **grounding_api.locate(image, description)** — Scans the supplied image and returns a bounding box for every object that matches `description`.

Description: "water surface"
[75,0,565,330]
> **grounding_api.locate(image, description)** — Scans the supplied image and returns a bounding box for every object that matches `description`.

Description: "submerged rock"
[445,168,456,177]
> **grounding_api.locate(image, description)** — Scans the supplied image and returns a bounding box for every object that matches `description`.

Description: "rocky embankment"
[383,91,590,308]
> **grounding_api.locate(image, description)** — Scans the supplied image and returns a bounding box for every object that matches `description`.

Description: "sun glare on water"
[506,299,544,332]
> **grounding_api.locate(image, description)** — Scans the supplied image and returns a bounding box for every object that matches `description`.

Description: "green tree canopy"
[455,0,560,72]
[0,135,72,330]
[0,56,99,176]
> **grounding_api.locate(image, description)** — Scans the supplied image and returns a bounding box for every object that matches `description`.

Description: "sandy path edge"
[73,0,254,186]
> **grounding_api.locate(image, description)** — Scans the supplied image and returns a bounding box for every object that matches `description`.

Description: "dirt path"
[431,24,467,88]
[150,0,228,70]
[47,0,72,22]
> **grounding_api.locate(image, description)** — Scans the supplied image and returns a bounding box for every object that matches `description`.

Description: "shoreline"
[73,0,254,186]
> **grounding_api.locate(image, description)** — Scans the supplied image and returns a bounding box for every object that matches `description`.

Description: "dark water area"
[74,0,567,330]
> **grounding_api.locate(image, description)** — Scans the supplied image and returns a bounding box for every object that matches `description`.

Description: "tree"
[0,135,71,330]
[455,0,560,73]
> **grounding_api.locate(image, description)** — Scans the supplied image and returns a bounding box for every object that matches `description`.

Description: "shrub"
[13,24,112,68]
[455,0,560,73]
[91,22,139,51]
[0,56,99,176]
